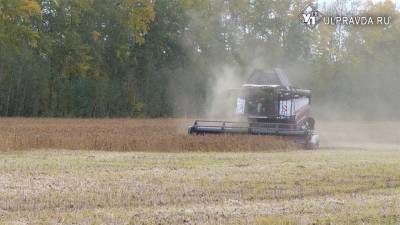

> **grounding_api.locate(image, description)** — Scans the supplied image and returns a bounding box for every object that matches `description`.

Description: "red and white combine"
[188,69,320,149]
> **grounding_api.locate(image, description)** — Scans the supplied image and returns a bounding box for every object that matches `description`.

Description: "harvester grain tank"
[188,69,320,149]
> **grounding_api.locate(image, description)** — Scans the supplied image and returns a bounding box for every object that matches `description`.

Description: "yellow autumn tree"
[0,0,41,48]
[117,0,155,45]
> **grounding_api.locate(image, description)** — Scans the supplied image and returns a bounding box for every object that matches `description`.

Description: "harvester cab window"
[246,89,275,116]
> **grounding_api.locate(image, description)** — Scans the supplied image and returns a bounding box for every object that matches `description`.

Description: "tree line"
[0,0,399,118]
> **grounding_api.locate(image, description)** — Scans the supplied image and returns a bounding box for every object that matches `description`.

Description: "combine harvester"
[188,69,320,149]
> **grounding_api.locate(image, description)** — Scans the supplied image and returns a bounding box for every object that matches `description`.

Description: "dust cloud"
[205,66,243,120]
[172,1,400,149]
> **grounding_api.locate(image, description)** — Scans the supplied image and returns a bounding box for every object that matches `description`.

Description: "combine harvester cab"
[188,68,320,149]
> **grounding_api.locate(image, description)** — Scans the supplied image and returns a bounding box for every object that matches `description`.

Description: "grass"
[1,149,400,224]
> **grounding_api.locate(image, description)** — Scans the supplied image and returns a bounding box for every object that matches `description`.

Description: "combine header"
[188,69,320,149]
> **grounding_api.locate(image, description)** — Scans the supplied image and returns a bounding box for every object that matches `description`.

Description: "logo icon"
[299,4,323,28]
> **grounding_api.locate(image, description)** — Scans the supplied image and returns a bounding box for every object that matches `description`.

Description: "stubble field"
[0,118,399,225]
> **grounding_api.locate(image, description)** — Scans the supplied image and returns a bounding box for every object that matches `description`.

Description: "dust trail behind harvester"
[316,121,400,150]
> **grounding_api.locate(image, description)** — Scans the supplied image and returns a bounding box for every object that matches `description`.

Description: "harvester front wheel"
[304,117,315,131]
